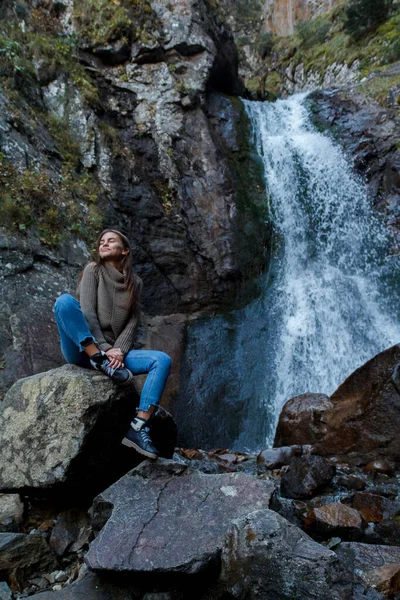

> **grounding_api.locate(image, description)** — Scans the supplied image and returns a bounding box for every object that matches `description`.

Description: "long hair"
[78,229,141,315]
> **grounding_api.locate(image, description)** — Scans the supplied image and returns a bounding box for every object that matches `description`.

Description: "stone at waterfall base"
[275,345,400,467]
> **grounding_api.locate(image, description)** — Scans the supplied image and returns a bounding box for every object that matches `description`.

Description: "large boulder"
[0,365,141,495]
[221,509,354,600]
[275,345,400,466]
[86,460,275,576]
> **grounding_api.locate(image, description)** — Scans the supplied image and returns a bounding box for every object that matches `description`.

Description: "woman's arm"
[114,276,143,355]
[79,263,112,352]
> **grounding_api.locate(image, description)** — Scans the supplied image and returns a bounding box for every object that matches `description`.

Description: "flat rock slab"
[335,542,400,574]
[86,460,275,575]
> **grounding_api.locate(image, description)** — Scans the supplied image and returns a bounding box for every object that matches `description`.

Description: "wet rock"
[280,455,336,499]
[274,393,332,447]
[313,346,400,466]
[257,445,302,470]
[0,494,24,532]
[49,510,92,556]
[364,461,395,476]
[86,459,275,575]
[305,503,364,541]
[0,532,57,589]
[0,365,142,494]
[221,508,353,600]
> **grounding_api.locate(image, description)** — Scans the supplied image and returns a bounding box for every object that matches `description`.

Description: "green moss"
[221,96,271,278]
[358,73,400,105]
[73,0,156,49]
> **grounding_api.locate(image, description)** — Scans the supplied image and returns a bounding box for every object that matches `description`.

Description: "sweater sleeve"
[114,276,143,355]
[78,263,112,352]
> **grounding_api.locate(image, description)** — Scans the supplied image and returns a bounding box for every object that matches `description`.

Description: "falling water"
[176,94,400,452]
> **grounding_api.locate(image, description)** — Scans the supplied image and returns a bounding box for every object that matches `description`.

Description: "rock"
[351,493,395,524]
[0,365,141,494]
[221,508,353,600]
[335,543,400,595]
[277,345,400,467]
[315,345,400,466]
[365,563,400,597]
[27,571,139,599]
[0,494,24,532]
[257,445,302,470]
[274,393,332,447]
[0,582,12,600]
[49,509,92,556]
[305,503,364,541]
[280,455,336,499]
[86,459,275,575]
[0,532,57,590]
[363,461,395,475]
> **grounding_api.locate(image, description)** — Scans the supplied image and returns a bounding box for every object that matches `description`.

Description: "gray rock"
[0,581,12,600]
[50,509,92,556]
[280,455,336,499]
[0,532,57,589]
[0,494,24,532]
[221,509,354,599]
[86,459,275,575]
[0,365,140,493]
[27,571,139,599]
[257,445,302,470]
[335,542,400,576]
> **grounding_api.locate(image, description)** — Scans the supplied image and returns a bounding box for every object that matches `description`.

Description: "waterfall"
[176,94,400,452]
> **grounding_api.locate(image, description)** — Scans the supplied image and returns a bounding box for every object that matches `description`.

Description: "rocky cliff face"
[0,0,269,397]
[263,0,337,36]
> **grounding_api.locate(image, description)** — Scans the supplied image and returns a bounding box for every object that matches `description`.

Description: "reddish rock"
[274,393,332,447]
[305,502,363,541]
[280,455,336,499]
[257,446,302,470]
[366,563,400,596]
[363,461,395,475]
[277,345,400,467]
[352,493,394,524]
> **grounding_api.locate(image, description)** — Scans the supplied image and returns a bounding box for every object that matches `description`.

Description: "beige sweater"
[77,262,143,355]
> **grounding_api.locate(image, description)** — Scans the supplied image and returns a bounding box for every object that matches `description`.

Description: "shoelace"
[141,427,152,445]
[101,361,116,377]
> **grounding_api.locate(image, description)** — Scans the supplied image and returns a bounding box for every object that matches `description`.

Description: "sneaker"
[89,351,133,385]
[121,417,159,459]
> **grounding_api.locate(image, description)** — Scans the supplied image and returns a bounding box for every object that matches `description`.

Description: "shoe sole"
[121,437,158,459]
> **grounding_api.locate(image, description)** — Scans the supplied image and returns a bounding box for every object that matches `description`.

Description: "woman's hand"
[106,348,124,369]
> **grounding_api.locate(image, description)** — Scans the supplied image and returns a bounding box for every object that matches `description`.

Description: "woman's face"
[98,232,128,263]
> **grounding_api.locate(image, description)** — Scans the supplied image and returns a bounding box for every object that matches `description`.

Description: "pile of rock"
[1,346,400,599]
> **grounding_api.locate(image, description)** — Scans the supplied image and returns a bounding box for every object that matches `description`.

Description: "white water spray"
[244,94,400,443]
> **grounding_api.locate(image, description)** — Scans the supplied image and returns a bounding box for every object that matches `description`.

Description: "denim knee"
[54,293,77,314]
[155,352,172,372]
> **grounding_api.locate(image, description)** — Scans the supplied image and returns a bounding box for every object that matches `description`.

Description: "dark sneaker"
[121,417,159,459]
[89,351,133,385]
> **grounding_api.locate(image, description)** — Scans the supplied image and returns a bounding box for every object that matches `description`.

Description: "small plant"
[295,16,331,48]
[344,0,395,39]
[254,31,275,58]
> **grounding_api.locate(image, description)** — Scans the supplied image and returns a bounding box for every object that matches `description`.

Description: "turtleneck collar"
[102,262,125,286]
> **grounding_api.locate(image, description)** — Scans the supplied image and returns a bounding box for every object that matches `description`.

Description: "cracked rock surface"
[86,460,275,574]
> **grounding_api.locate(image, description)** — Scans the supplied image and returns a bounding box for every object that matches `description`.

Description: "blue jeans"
[53,294,172,412]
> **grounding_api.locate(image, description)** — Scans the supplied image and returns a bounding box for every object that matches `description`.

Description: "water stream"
[176,94,400,452]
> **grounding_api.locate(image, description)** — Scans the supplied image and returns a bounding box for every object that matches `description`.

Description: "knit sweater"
[77,262,143,355]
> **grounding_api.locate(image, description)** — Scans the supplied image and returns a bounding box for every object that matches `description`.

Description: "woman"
[53,229,172,460]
